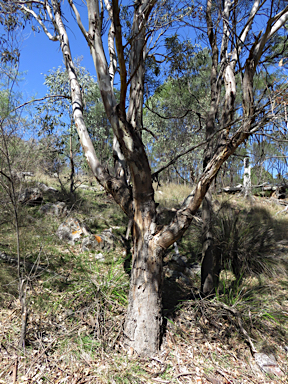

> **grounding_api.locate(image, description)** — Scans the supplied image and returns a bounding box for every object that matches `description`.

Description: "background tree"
[144,45,210,184]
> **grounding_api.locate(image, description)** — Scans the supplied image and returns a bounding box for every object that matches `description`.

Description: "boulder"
[81,234,103,252]
[99,228,115,251]
[37,182,58,193]
[81,228,115,253]
[19,187,43,206]
[17,171,34,179]
[56,217,90,245]
[40,202,67,217]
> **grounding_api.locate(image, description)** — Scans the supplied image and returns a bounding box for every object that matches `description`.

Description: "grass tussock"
[0,180,288,383]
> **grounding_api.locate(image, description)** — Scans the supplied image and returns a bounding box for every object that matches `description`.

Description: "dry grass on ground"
[0,181,288,383]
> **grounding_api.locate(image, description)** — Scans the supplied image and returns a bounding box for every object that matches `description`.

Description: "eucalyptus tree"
[3,0,288,355]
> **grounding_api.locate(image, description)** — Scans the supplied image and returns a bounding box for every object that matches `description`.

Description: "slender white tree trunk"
[243,157,251,198]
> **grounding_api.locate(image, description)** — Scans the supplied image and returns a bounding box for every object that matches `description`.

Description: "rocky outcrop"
[81,235,103,252]
[56,216,116,254]
[56,217,90,245]
[19,187,43,206]
[81,228,115,253]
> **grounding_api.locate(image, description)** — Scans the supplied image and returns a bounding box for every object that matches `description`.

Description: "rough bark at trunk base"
[124,238,163,356]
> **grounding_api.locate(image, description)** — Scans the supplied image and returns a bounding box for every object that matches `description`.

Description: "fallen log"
[220,182,287,198]
[220,184,243,193]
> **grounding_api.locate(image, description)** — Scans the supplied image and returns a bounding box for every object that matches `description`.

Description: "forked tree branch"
[20,5,58,41]
[67,0,90,46]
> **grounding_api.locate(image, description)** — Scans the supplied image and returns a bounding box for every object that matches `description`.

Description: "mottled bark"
[87,0,127,182]
[113,112,162,355]
[243,157,251,198]
[126,0,156,130]
[124,211,163,355]
[69,132,75,194]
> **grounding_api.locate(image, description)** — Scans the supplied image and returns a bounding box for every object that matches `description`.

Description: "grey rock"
[190,262,201,275]
[172,254,188,267]
[79,184,89,189]
[165,267,178,278]
[81,235,102,252]
[254,353,284,377]
[184,267,196,278]
[54,202,67,216]
[37,182,58,193]
[56,217,90,245]
[20,171,34,178]
[40,202,67,217]
[99,228,115,251]
[19,187,43,206]
[177,272,192,286]
[81,228,115,253]
[39,203,53,214]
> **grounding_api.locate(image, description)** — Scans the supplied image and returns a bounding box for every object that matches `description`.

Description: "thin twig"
[12,95,71,113]
[12,357,18,384]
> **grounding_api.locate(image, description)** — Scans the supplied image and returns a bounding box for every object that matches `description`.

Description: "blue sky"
[18,4,97,99]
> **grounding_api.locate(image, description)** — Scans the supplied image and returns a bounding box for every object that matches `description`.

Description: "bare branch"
[151,140,208,180]
[12,95,70,113]
[67,0,90,46]
[145,102,202,121]
[20,5,59,41]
